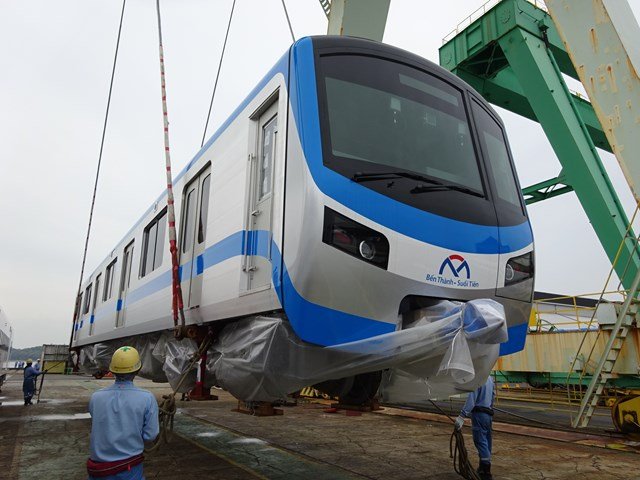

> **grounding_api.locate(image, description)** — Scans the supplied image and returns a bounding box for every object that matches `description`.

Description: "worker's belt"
[86,454,144,477]
[472,406,494,416]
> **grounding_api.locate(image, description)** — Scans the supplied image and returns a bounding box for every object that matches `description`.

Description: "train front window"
[471,100,524,213]
[319,54,484,195]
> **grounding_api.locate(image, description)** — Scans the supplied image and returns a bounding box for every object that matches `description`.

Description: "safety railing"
[528,291,627,333]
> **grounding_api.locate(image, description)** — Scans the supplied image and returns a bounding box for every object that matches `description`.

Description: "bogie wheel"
[611,395,640,434]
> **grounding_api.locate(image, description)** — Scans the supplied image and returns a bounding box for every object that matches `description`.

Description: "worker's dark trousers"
[23,379,35,405]
[471,412,492,463]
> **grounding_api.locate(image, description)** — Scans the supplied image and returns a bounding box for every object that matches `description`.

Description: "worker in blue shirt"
[23,359,42,406]
[87,346,159,480]
[455,376,495,480]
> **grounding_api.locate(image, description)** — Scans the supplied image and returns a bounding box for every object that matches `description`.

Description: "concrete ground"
[1,373,639,480]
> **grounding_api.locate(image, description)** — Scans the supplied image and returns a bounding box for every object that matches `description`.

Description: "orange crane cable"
[155,0,186,336]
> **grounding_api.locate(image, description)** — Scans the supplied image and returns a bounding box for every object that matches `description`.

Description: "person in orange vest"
[87,346,159,479]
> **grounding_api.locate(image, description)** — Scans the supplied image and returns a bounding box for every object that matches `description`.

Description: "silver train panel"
[73,73,288,347]
[0,307,12,370]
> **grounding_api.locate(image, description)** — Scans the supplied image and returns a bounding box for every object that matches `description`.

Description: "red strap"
[86,454,144,477]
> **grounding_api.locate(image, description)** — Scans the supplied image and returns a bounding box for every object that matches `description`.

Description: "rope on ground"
[429,400,480,480]
[492,405,559,428]
[449,429,481,480]
[145,336,212,453]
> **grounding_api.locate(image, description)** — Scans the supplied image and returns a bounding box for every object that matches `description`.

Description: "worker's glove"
[454,416,465,431]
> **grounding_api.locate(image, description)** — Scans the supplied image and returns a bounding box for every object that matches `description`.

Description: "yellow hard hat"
[26,358,33,364]
[109,346,141,374]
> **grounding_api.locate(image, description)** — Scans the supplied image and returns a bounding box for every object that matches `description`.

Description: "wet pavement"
[1,373,640,479]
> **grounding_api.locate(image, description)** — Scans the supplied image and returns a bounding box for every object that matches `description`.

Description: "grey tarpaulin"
[77,299,507,403]
[78,331,187,385]
[209,299,507,402]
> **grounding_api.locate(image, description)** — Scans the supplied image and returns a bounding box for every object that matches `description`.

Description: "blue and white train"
[0,306,13,389]
[71,36,534,398]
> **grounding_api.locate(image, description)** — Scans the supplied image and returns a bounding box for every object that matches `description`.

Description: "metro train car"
[0,306,13,389]
[71,36,534,400]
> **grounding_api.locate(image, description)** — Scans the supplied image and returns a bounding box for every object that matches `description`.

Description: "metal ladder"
[572,270,640,428]
[568,206,640,427]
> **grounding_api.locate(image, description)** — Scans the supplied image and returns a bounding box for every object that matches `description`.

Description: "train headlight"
[504,252,534,286]
[323,207,389,269]
[359,240,376,260]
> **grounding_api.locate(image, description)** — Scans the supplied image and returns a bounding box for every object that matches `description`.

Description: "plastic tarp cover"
[78,332,167,383]
[210,299,507,402]
[152,333,199,393]
[77,299,507,404]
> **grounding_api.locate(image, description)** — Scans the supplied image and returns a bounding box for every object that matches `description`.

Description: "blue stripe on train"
[92,229,526,353]
[288,38,533,255]
[499,322,527,356]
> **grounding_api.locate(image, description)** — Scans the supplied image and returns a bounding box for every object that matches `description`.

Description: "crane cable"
[155,0,186,338]
[201,0,295,148]
[70,0,127,347]
[201,0,237,148]
[280,0,296,42]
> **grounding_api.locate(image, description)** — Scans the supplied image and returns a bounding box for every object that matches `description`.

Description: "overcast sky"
[2,0,639,348]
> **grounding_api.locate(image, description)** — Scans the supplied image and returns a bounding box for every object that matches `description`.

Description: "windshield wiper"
[352,171,483,197]
[410,184,483,197]
[351,171,439,184]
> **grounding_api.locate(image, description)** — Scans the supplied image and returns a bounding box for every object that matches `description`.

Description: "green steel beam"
[439,0,639,290]
[455,68,611,152]
[440,0,610,152]
[439,0,576,79]
[522,174,573,205]
[497,27,639,288]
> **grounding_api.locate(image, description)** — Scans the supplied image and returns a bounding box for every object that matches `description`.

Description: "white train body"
[0,307,13,382]
[71,37,534,368]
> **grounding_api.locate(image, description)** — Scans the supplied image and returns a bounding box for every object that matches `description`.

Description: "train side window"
[83,284,93,314]
[198,174,211,244]
[90,274,101,336]
[154,211,167,270]
[141,209,167,277]
[93,274,101,307]
[75,293,83,320]
[182,189,196,253]
[104,259,117,301]
[259,116,277,199]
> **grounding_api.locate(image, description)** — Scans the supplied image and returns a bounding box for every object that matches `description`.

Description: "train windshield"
[318,54,485,198]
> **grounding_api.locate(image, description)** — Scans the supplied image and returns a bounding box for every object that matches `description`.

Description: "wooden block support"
[233,401,284,416]
[331,398,383,412]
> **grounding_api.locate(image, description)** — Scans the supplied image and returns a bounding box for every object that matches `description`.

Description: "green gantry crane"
[439,0,639,295]
[439,0,640,428]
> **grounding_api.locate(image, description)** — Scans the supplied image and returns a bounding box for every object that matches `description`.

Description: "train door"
[245,102,278,291]
[89,273,101,335]
[180,168,212,308]
[115,241,134,328]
